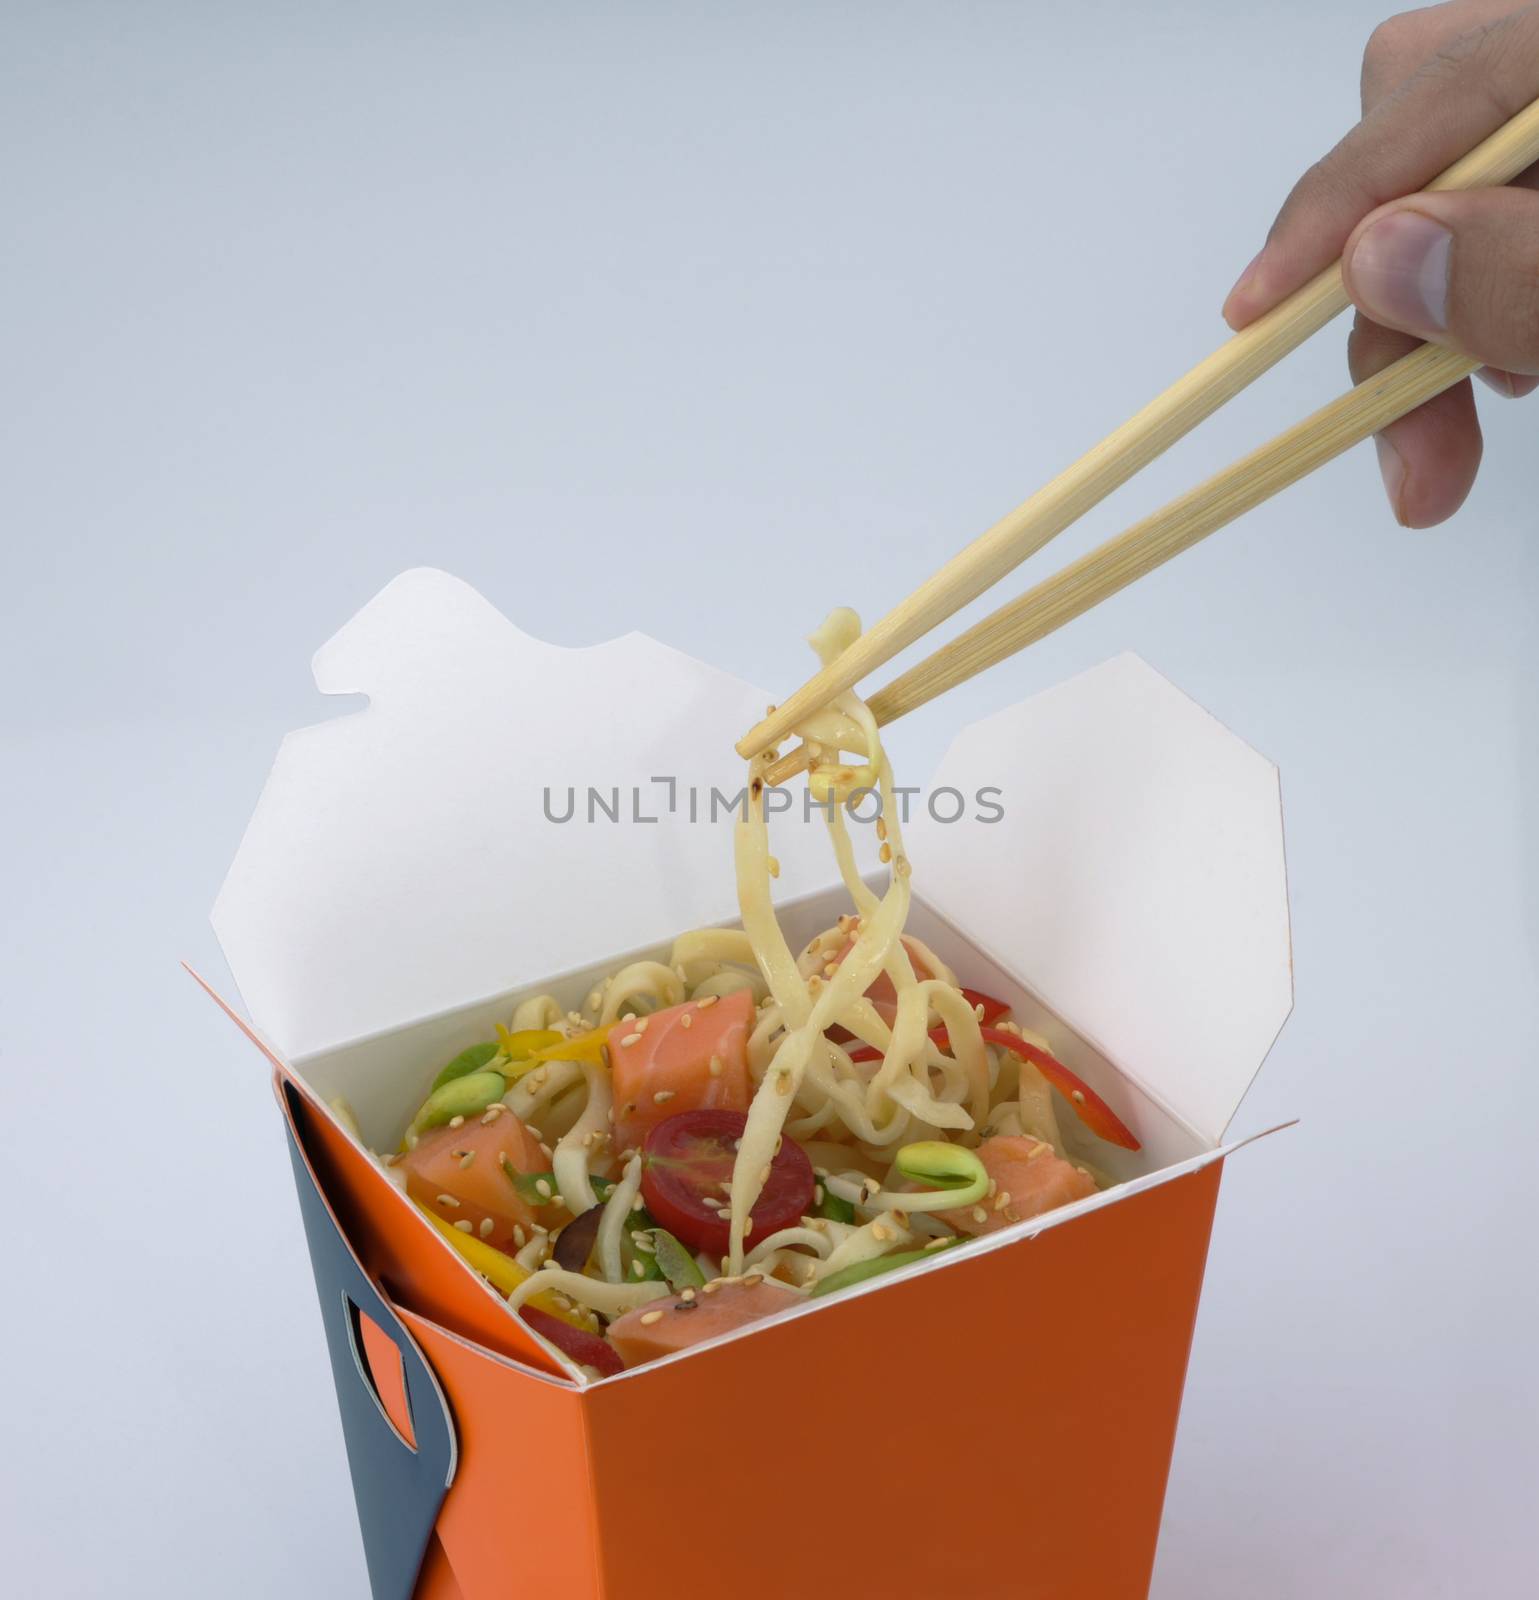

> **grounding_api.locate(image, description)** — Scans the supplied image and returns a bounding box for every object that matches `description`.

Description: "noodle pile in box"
[343,610,1140,1378]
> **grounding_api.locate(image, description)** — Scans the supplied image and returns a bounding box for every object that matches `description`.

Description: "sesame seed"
[513,1226,527,1247]
[680,1288,697,1301]
[1071,1089,1086,1105]
[971,1207,988,1224]
[758,1165,771,1185]
[653,1090,676,1105]
[974,1003,985,1021]
[776,1070,792,1095]
[708,1056,723,1077]
[454,1219,474,1233]
[436,1193,460,1208]
[448,1115,465,1129]
[925,1238,950,1250]
[621,1012,636,1025]
[639,1310,665,1326]
[698,995,718,1009]
[636,1016,650,1034]
[701,1281,720,1294]
[744,1217,754,1235]
[743,1272,763,1286]
[994,1191,1012,1211]
[539,1142,553,1159]
[1005,1208,1021,1222]
[814,1185,825,1205]
[871,1223,891,1242]
[621,1032,642,1047]
[479,1217,494,1238]
[459,1151,476,1169]
[631,1260,645,1278]
[767,856,780,879]
[680,1012,693,1029]
[822,962,838,978]
[535,1179,553,1199]
[987,1179,998,1197]
[879,843,892,864]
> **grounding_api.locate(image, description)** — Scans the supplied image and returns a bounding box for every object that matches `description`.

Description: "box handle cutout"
[348,1298,419,1452]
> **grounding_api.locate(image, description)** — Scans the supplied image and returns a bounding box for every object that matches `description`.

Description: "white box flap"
[212,568,828,1059]
[907,653,1292,1144]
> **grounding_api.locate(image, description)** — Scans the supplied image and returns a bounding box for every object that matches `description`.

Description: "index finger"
[1223,4,1539,327]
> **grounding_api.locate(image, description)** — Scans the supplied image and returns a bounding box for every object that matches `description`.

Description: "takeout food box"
[206,569,1292,1600]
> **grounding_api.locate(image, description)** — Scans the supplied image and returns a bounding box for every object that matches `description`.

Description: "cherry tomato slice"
[519,1307,624,1377]
[640,1109,815,1258]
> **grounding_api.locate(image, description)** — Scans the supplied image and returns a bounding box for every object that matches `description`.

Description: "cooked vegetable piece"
[415,1205,587,1326]
[809,1240,958,1298]
[814,1186,856,1224]
[606,1277,801,1367]
[959,986,1011,1026]
[640,1109,815,1257]
[650,1228,707,1291]
[551,1205,605,1273]
[430,1040,501,1091]
[968,1026,1140,1150]
[406,1069,509,1142]
[401,1104,551,1249]
[527,1025,613,1067]
[609,990,755,1151]
[848,1024,1140,1151]
[934,1135,1097,1235]
[519,1307,624,1378]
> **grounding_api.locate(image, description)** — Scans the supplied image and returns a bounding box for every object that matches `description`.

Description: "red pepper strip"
[960,987,1012,1026]
[967,1025,1140,1151]
[520,1307,625,1377]
[847,1024,1141,1151]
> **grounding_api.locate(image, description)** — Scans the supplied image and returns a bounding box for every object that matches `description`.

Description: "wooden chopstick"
[762,339,1474,785]
[739,95,1539,765]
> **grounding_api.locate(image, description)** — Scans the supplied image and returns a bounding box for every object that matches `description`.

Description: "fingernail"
[1475,367,1539,398]
[1375,434,1408,523]
[1222,249,1266,322]
[1349,210,1451,333]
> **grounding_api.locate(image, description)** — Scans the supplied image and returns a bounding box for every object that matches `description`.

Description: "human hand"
[1223,2,1539,527]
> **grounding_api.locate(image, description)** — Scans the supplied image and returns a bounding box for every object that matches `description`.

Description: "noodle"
[596,1153,645,1283]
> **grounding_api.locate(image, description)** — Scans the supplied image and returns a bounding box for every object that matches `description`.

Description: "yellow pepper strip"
[527,1024,614,1068]
[415,1205,589,1330]
[494,1026,564,1060]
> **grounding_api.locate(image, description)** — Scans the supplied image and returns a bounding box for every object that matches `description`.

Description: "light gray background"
[3,3,1536,1595]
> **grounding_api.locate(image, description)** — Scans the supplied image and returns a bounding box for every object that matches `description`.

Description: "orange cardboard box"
[206,570,1292,1599]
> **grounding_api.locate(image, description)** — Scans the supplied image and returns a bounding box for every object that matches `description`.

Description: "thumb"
[1342,188,1539,376]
